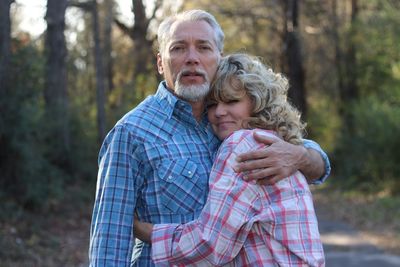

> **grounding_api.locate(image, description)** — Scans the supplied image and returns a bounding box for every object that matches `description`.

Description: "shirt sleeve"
[151,133,261,266]
[302,138,331,184]
[89,125,141,267]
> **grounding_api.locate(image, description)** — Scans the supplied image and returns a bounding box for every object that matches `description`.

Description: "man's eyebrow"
[168,39,216,48]
[171,39,213,44]
[171,40,186,44]
[168,40,186,47]
[197,39,213,44]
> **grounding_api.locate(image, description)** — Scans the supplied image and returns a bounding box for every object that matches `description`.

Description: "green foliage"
[0,36,98,211]
[356,0,400,100]
[331,0,400,194]
[307,94,341,153]
[0,37,61,209]
[333,96,400,193]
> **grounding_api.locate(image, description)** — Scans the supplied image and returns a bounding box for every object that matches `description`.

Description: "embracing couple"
[89,9,330,267]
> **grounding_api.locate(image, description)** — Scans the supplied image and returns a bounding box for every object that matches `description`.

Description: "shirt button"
[168,176,172,180]
[188,171,192,175]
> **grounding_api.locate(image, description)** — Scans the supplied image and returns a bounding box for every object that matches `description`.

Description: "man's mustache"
[177,69,208,82]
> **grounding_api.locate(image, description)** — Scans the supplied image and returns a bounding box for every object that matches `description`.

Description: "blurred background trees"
[0,0,399,212]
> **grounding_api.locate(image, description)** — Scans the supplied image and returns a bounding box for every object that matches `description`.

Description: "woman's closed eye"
[206,101,218,108]
[226,99,240,104]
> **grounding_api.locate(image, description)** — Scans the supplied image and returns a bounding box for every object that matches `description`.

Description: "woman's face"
[207,90,253,140]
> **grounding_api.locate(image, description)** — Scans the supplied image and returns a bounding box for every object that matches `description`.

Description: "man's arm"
[89,126,139,266]
[234,131,330,185]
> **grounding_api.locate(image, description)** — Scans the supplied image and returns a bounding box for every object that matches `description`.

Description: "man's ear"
[157,53,164,74]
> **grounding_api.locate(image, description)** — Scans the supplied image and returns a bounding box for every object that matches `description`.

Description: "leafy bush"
[0,37,97,211]
[333,96,400,193]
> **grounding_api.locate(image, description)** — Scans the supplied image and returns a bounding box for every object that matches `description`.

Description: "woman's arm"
[150,131,261,266]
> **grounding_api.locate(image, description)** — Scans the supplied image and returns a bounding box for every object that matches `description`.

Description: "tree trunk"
[341,0,358,102]
[103,0,114,92]
[92,0,107,143]
[113,0,163,97]
[0,0,14,93]
[332,0,344,98]
[0,0,14,172]
[337,0,359,132]
[131,0,153,77]
[282,0,307,118]
[45,0,70,151]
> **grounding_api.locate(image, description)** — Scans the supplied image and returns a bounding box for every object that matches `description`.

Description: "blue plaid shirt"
[89,82,221,266]
[89,82,331,267]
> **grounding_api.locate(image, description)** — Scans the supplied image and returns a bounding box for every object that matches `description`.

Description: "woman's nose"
[214,103,227,117]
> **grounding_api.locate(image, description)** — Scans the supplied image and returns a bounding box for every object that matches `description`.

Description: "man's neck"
[190,101,205,122]
[163,83,206,122]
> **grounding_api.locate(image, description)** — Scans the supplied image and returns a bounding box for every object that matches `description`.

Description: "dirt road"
[315,201,400,267]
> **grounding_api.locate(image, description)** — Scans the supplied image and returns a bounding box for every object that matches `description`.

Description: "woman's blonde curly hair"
[208,53,306,145]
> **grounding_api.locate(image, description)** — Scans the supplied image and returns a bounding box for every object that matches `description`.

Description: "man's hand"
[234,131,323,185]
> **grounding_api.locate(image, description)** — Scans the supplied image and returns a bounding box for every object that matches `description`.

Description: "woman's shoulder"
[225,129,277,143]
[221,129,278,154]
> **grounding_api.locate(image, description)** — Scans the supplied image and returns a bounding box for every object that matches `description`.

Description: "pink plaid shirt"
[151,129,325,266]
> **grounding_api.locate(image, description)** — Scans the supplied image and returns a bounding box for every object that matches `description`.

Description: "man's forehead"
[169,20,215,42]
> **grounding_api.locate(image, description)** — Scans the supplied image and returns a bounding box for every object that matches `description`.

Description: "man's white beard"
[174,81,211,102]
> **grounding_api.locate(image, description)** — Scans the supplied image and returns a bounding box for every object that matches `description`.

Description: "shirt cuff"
[302,139,331,184]
[151,223,180,265]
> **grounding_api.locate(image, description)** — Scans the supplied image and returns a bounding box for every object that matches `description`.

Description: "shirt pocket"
[158,158,205,214]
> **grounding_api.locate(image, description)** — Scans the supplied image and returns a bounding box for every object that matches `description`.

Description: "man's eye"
[200,46,211,50]
[171,46,184,52]
[226,100,239,104]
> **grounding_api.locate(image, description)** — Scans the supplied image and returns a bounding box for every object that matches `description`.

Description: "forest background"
[1,0,399,265]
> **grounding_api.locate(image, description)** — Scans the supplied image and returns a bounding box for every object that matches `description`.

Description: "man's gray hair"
[157,9,225,55]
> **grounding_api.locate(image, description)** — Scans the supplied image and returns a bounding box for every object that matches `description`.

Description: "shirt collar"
[155,81,179,119]
[155,81,220,146]
[155,81,198,123]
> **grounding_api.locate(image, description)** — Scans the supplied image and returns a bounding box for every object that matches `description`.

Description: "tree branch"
[68,0,93,11]
[114,17,133,39]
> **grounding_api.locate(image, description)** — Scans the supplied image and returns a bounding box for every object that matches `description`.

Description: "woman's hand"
[134,216,153,243]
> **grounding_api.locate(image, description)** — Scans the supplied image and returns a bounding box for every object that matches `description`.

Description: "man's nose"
[185,47,200,65]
